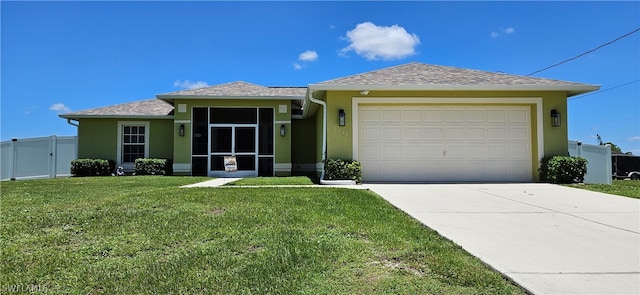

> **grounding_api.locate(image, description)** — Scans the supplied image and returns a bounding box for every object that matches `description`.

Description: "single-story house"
[60,62,599,182]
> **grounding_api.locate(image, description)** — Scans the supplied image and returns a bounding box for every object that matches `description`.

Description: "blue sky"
[2,1,639,154]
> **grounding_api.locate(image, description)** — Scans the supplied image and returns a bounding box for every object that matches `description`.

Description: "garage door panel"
[509,127,529,141]
[467,145,488,159]
[423,144,445,159]
[362,162,382,180]
[488,110,508,123]
[460,161,489,177]
[381,127,402,140]
[466,110,486,122]
[382,144,402,159]
[402,110,422,122]
[361,144,380,160]
[444,160,468,177]
[488,127,508,141]
[424,110,444,122]
[467,128,486,141]
[509,110,528,123]
[361,127,381,141]
[509,161,529,176]
[424,127,444,140]
[402,145,423,160]
[510,143,530,159]
[446,145,466,158]
[382,110,402,123]
[359,106,532,182]
[361,109,381,122]
[446,110,465,122]
[446,128,466,141]
[489,144,508,159]
[488,161,510,175]
[403,127,423,141]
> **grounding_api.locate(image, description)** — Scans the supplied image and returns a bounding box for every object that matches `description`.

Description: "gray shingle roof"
[315,62,592,87]
[157,81,307,98]
[60,99,173,119]
[61,63,599,119]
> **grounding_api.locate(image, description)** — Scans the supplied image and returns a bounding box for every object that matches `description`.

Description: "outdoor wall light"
[179,124,185,137]
[339,109,346,126]
[280,124,286,137]
[551,110,561,127]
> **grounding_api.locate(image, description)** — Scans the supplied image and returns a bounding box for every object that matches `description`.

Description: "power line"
[568,79,640,101]
[527,27,640,76]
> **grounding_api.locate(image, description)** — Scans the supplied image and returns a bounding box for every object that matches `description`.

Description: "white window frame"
[117,121,150,171]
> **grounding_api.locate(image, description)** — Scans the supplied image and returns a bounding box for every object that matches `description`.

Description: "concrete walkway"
[364,183,640,295]
[181,178,242,188]
[181,178,368,189]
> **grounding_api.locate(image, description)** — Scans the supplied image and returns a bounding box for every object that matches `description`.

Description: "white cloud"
[340,22,420,61]
[491,27,515,39]
[49,103,71,113]
[294,50,319,70]
[298,50,319,62]
[629,136,640,142]
[173,80,209,90]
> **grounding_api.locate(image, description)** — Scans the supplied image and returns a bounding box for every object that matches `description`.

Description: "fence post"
[10,138,17,180]
[576,141,582,157]
[50,135,58,179]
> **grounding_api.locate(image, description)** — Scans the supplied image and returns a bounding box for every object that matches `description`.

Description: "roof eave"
[59,114,174,120]
[156,95,306,103]
[307,84,601,97]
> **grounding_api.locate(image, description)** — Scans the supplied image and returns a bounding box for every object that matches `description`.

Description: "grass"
[226,176,317,186]
[569,179,640,199]
[1,176,526,294]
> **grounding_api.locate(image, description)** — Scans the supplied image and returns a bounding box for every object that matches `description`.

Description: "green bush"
[134,158,171,175]
[70,159,114,176]
[540,156,588,184]
[324,159,363,183]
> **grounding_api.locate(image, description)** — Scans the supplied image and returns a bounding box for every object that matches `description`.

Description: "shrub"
[324,158,363,183]
[70,159,114,177]
[134,158,171,175]
[540,156,588,184]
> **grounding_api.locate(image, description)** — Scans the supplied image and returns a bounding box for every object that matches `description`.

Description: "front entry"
[191,107,274,177]
[209,125,258,177]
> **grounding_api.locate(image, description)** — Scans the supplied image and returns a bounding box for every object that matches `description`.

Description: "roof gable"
[310,62,599,96]
[157,81,307,98]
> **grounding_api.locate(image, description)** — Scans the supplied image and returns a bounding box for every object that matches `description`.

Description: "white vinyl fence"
[568,140,612,185]
[1,135,78,181]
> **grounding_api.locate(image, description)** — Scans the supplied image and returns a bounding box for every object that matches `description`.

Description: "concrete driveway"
[364,183,640,295]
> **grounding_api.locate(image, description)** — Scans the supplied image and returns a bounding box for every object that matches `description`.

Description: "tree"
[608,143,623,154]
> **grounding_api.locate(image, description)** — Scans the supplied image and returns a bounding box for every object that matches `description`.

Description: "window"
[118,121,149,165]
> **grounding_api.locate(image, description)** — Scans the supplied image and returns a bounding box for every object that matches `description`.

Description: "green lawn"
[1,177,525,294]
[570,179,640,199]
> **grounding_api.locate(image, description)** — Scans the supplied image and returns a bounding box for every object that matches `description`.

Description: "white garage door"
[358,106,532,182]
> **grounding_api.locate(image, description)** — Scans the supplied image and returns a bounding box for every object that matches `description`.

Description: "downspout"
[66,119,80,165]
[307,91,327,181]
[66,119,79,127]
